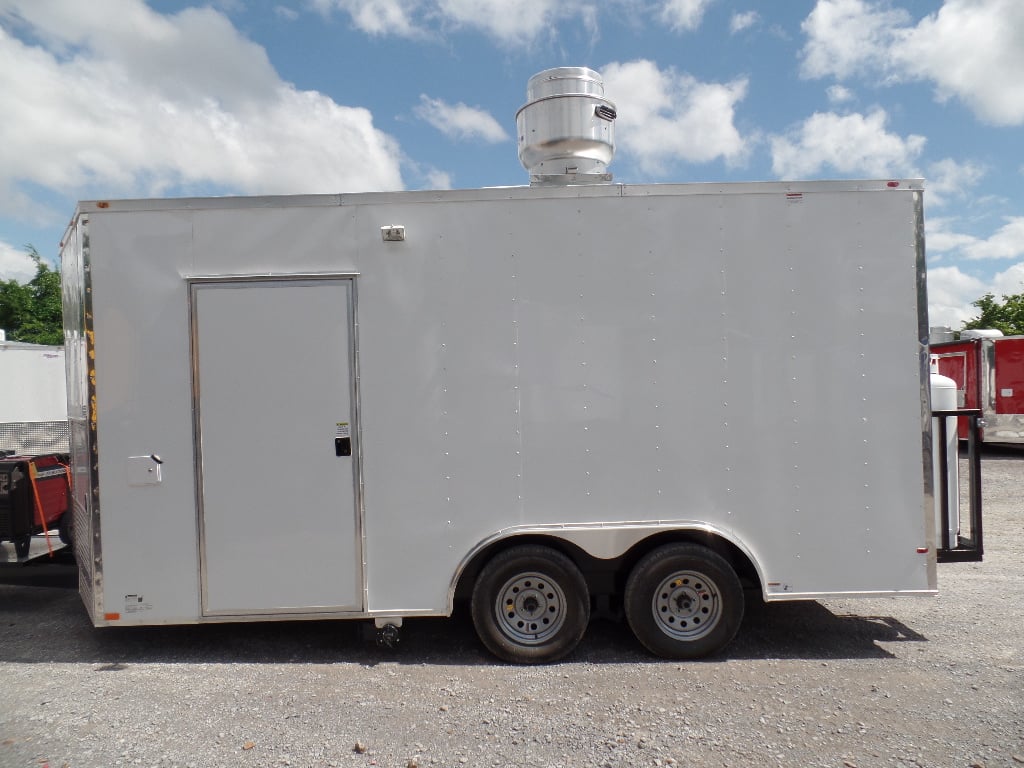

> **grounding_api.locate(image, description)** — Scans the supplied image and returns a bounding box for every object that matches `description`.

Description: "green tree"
[0,246,63,346]
[962,291,1024,336]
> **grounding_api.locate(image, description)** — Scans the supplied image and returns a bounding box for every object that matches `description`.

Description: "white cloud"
[770,109,925,179]
[800,0,908,80]
[320,0,425,37]
[415,95,509,143]
[659,0,714,32]
[926,265,987,328]
[800,0,1024,126]
[602,59,750,175]
[211,0,245,12]
[0,0,404,221]
[729,10,758,34]
[0,240,36,283]
[317,0,582,45]
[925,158,985,209]
[895,0,1024,126]
[317,0,717,45]
[274,5,300,21]
[927,216,982,256]
[922,208,1022,329]
[826,84,854,104]
[927,261,1024,328]
[423,169,454,189]
[963,218,1024,261]
[1,1,279,109]
[990,262,1024,297]
[438,0,563,44]
[927,216,1024,262]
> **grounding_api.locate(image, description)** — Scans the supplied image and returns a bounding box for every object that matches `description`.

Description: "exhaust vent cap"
[516,67,616,184]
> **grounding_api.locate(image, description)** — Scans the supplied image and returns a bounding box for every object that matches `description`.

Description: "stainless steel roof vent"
[516,67,616,185]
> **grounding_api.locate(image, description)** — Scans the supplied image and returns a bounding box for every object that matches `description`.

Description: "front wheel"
[471,545,590,664]
[624,543,744,659]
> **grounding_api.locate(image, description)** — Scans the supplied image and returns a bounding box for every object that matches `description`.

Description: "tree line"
[961,292,1024,336]
[0,247,63,346]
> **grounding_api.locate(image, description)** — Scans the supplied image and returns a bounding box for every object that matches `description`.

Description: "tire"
[624,543,743,660]
[471,545,590,664]
[58,512,73,547]
[14,534,31,560]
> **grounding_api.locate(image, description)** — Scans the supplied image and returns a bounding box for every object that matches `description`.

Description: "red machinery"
[0,452,71,561]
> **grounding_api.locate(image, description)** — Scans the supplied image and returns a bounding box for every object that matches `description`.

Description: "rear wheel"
[471,545,590,664]
[624,543,743,659]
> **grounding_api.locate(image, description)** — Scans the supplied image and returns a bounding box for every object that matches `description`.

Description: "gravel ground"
[1,450,1021,768]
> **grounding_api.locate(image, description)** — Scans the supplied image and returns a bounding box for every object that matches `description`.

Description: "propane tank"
[930,356,959,549]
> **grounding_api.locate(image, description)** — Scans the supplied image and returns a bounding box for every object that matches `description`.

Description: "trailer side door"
[994,337,1024,416]
[934,343,976,440]
[191,276,362,616]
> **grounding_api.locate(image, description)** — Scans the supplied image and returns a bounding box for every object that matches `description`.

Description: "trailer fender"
[448,520,767,613]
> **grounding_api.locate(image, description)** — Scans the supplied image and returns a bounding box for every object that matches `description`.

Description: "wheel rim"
[493,571,568,646]
[650,569,723,641]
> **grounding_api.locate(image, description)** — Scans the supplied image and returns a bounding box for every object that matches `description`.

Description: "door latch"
[335,422,352,457]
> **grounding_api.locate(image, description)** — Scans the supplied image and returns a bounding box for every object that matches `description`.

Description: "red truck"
[931,331,1024,443]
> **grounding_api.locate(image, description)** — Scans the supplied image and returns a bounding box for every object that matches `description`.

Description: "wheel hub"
[494,572,567,645]
[652,570,722,641]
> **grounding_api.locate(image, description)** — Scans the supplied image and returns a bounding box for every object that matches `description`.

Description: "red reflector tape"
[916,547,929,554]
[887,181,900,188]
[104,612,121,621]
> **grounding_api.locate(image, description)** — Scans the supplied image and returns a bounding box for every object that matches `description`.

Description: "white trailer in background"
[0,335,68,456]
[59,68,978,663]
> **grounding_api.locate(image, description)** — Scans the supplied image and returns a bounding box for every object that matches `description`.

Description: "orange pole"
[27,461,55,558]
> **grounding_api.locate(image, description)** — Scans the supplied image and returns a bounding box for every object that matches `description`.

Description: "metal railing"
[932,408,983,562]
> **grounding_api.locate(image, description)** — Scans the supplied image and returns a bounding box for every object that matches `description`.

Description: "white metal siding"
[79,181,931,623]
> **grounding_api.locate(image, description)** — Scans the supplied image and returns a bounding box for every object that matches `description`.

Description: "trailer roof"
[70,178,925,217]
[0,341,64,352]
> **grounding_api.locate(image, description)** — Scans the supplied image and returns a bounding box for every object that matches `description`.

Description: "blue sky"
[1,0,1022,328]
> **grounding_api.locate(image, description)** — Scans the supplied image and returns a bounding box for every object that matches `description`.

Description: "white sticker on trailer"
[124,594,152,613]
[1001,389,1013,397]
[336,422,351,438]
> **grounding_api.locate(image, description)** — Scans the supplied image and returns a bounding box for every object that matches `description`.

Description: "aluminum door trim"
[187,272,360,284]
[188,274,366,616]
[981,340,998,415]
[914,190,938,592]
[62,215,105,623]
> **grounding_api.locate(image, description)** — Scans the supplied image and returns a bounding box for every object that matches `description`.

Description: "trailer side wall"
[67,181,933,625]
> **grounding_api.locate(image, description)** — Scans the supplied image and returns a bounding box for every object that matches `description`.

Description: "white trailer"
[0,336,68,455]
[59,68,973,663]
